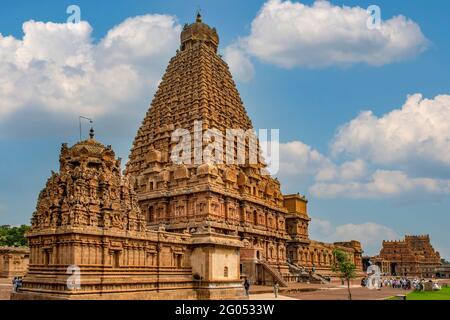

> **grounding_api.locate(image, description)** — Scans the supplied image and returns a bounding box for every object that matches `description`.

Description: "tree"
[0,225,30,247]
[332,248,357,300]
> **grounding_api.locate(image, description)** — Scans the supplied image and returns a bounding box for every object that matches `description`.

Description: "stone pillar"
[190,232,244,299]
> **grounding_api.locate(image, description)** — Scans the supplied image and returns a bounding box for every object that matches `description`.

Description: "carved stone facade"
[372,235,441,278]
[13,14,363,299]
[0,247,29,278]
[126,14,362,284]
[31,132,146,234]
[13,131,243,300]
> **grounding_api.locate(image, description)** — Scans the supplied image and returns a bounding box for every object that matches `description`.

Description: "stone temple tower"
[126,14,363,285]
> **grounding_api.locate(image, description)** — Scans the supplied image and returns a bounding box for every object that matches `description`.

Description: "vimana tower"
[13,14,362,300]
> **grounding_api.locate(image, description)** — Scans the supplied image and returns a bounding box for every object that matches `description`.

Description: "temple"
[0,247,29,278]
[126,12,363,284]
[371,235,442,278]
[13,14,362,300]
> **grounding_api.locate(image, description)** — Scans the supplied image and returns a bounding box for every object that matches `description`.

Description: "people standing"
[273,282,279,298]
[17,277,23,291]
[12,277,18,293]
[244,279,250,297]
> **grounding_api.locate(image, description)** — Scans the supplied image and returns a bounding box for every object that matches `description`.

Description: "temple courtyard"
[4,277,447,300]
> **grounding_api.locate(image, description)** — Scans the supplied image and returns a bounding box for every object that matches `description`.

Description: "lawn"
[405,286,450,300]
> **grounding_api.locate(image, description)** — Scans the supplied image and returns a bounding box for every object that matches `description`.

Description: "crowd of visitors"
[361,277,443,291]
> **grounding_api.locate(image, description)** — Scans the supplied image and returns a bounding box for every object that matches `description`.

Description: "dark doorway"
[113,251,120,268]
[390,263,397,275]
[44,250,50,265]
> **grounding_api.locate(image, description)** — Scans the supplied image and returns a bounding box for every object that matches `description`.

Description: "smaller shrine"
[13,129,243,300]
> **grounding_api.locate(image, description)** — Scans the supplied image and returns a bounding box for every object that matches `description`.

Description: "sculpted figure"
[103,212,111,229]
[61,211,70,225]
[88,212,98,227]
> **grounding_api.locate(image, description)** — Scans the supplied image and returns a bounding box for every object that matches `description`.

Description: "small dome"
[60,131,116,168]
[180,13,219,52]
[70,139,109,157]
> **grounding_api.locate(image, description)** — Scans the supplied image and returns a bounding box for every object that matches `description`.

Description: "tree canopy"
[332,248,357,300]
[0,225,30,247]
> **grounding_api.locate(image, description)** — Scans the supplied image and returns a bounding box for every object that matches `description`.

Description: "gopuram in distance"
[371,235,442,278]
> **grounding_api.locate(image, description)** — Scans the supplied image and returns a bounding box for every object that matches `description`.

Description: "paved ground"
[0,278,12,300]
[2,277,446,300]
[249,293,298,300]
[285,286,410,300]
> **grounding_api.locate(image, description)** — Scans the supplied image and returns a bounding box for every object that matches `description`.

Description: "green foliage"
[332,248,357,300]
[406,286,450,300]
[332,248,357,280]
[0,225,30,247]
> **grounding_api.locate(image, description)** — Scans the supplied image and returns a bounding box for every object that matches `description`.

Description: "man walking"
[12,277,18,293]
[244,279,250,297]
[273,281,279,298]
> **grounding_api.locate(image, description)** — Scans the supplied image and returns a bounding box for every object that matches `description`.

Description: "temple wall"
[14,229,244,300]
[0,247,29,278]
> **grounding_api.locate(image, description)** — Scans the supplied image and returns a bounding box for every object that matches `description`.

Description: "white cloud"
[223,43,255,82]
[316,158,367,182]
[277,140,368,185]
[310,169,450,199]
[240,0,428,68]
[332,94,450,170]
[278,140,331,177]
[0,15,181,123]
[310,218,399,255]
[277,139,450,200]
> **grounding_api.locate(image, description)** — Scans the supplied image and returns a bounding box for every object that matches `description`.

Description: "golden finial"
[196,9,202,23]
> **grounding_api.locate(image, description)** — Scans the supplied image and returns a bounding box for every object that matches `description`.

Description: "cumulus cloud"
[277,138,450,201]
[223,43,255,82]
[0,15,181,135]
[332,94,450,173]
[310,218,399,255]
[237,0,428,69]
[277,141,368,187]
[276,92,450,201]
[278,141,331,177]
[310,170,450,199]
[315,159,367,182]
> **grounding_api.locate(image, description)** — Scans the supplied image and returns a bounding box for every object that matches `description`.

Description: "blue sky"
[0,0,449,258]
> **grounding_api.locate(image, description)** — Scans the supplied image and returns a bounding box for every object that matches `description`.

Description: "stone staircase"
[257,260,289,287]
[286,261,330,284]
[287,261,307,274]
[310,273,331,284]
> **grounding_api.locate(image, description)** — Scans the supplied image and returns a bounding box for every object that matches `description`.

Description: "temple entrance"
[113,251,120,268]
[44,250,50,265]
[390,263,397,275]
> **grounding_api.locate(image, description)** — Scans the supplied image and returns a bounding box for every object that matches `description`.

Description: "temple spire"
[180,10,219,52]
[196,10,202,23]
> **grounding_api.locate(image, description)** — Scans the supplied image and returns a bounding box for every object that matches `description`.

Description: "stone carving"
[18,15,364,300]
[30,133,145,232]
